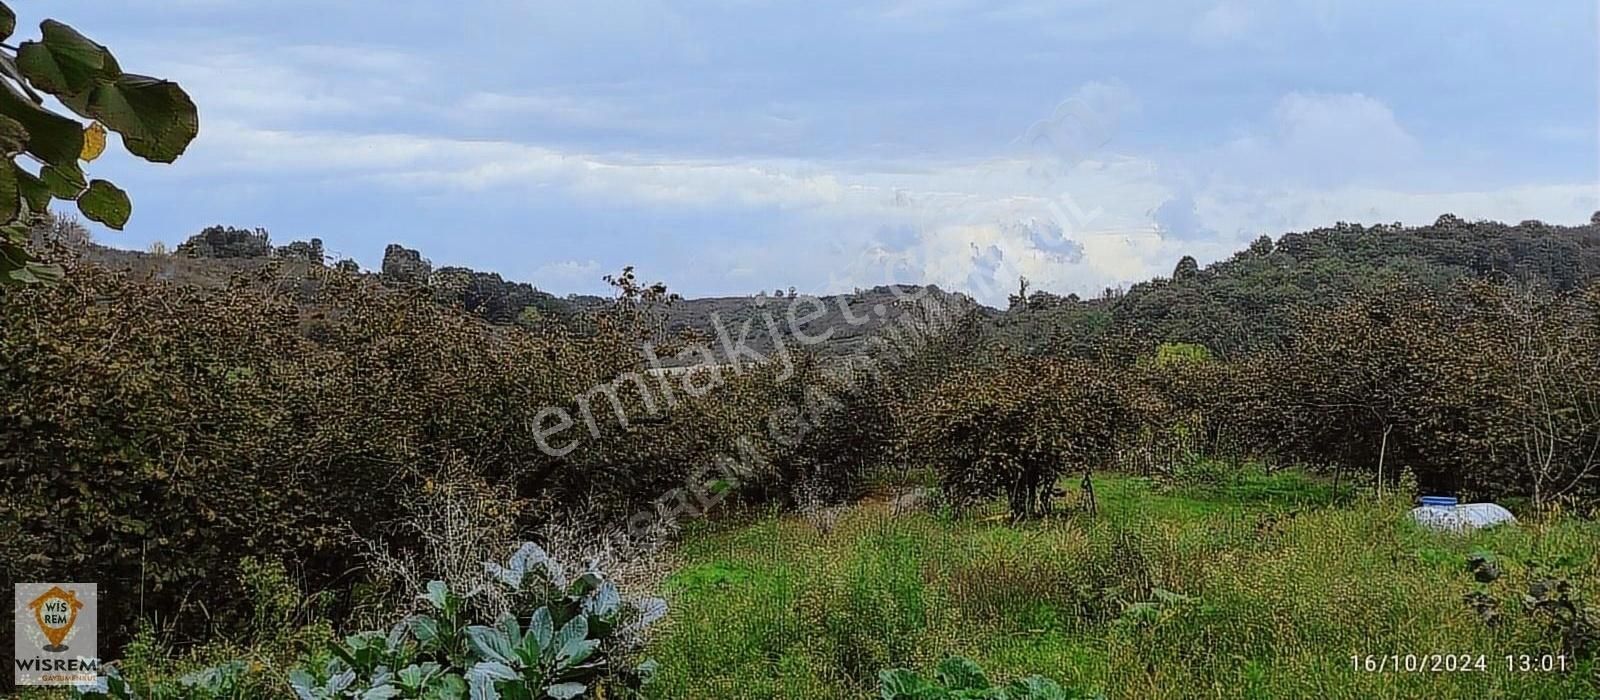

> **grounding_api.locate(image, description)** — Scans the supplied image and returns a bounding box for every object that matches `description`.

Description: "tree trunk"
[1377,423,1393,499]
[1081,468,1097,516]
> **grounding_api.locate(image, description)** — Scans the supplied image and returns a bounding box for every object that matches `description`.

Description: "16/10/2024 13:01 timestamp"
[1351,655,1572,673]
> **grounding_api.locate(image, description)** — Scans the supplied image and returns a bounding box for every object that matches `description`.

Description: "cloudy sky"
[43,0,1600,304]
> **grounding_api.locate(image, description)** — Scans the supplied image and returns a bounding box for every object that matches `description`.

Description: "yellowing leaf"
[80,121,107,162]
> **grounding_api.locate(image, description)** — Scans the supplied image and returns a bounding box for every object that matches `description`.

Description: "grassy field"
[644,466,1600,699]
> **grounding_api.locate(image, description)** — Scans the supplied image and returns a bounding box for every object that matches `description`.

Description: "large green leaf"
[0,112,26,156]
[1004,677,1072,700]
[15,20,121,104]
[0,81,84,165]
[464,626,515,665]
[86,74,197,163]
[77,178,128,229]
[544,683,585,699]
[13,163,49,213]
[0,227,62,287]
[552,616,589,664]
[935,657,990,691]
[878,669,940,699]
[0,54,42,104]
[40,161,86,199]
[0,157,18,225]
[528,607,553,653]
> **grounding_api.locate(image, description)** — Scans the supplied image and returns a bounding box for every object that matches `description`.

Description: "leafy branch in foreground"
[0,2,197,285]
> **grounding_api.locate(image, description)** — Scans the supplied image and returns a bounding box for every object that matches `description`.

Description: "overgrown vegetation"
[646,469,1599,699]
[65,542,666,699]
[6,214,1600,696]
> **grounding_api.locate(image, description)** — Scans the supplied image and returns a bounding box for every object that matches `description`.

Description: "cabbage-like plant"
[287,541,666,700]
[878,657,1101,700]
[466,542,667,699]
[71,660,251,700]
[73,542,665,700]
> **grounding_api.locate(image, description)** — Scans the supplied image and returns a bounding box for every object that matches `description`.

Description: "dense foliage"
[7,213,1600,694]
[984,215,1600,507]
[1004,215,1600,356]
[0,261,650,655]
[906,356,1123,519]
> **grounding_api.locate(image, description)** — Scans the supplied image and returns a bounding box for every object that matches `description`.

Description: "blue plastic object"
[1419,496,1459,508]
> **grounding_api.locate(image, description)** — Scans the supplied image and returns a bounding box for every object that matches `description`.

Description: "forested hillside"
[998,213,1600,357]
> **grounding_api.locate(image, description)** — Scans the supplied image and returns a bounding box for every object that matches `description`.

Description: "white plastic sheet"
[1409,503,1517,532]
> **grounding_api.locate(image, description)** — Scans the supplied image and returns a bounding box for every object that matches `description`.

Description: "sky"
[39,0,1600,305]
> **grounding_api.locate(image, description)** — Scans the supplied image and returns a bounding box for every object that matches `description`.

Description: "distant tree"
[0,4,198,284]
[1247,235,1273,257]
[1007,275,1031,311]
[909,355,1124,520]
[1270,285,1445,494]
[514,305,544,329]
[27,211,88,254]
[603,265,679,344]
[1172,255,1199,280]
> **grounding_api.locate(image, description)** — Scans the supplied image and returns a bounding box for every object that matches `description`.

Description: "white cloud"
[1191,2,1255,47]
[180,88,1594,306]
[1017,80,1140,170]
[458,92,612,124]
[533,259,603,286]
[1211,92,1420,187]
[142,42,429,126]
[1200,183,1600,239]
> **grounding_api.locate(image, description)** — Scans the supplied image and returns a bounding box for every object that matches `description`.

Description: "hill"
[79,225,987,362]
[994,213,1600,357]
[73,212,1600,362]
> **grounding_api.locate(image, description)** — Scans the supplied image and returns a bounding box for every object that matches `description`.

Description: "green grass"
[644,465,1600,699]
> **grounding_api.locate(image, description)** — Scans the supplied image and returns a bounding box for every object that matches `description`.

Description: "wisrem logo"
[13,583,99,686]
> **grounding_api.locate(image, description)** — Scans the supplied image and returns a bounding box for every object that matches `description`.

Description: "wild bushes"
[1062,278,1600,507]
[70,541,667,699]
[0,262,688,654]
[906,356,1124,520]
[1241,280,1600,504]
[0,256,963,668]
